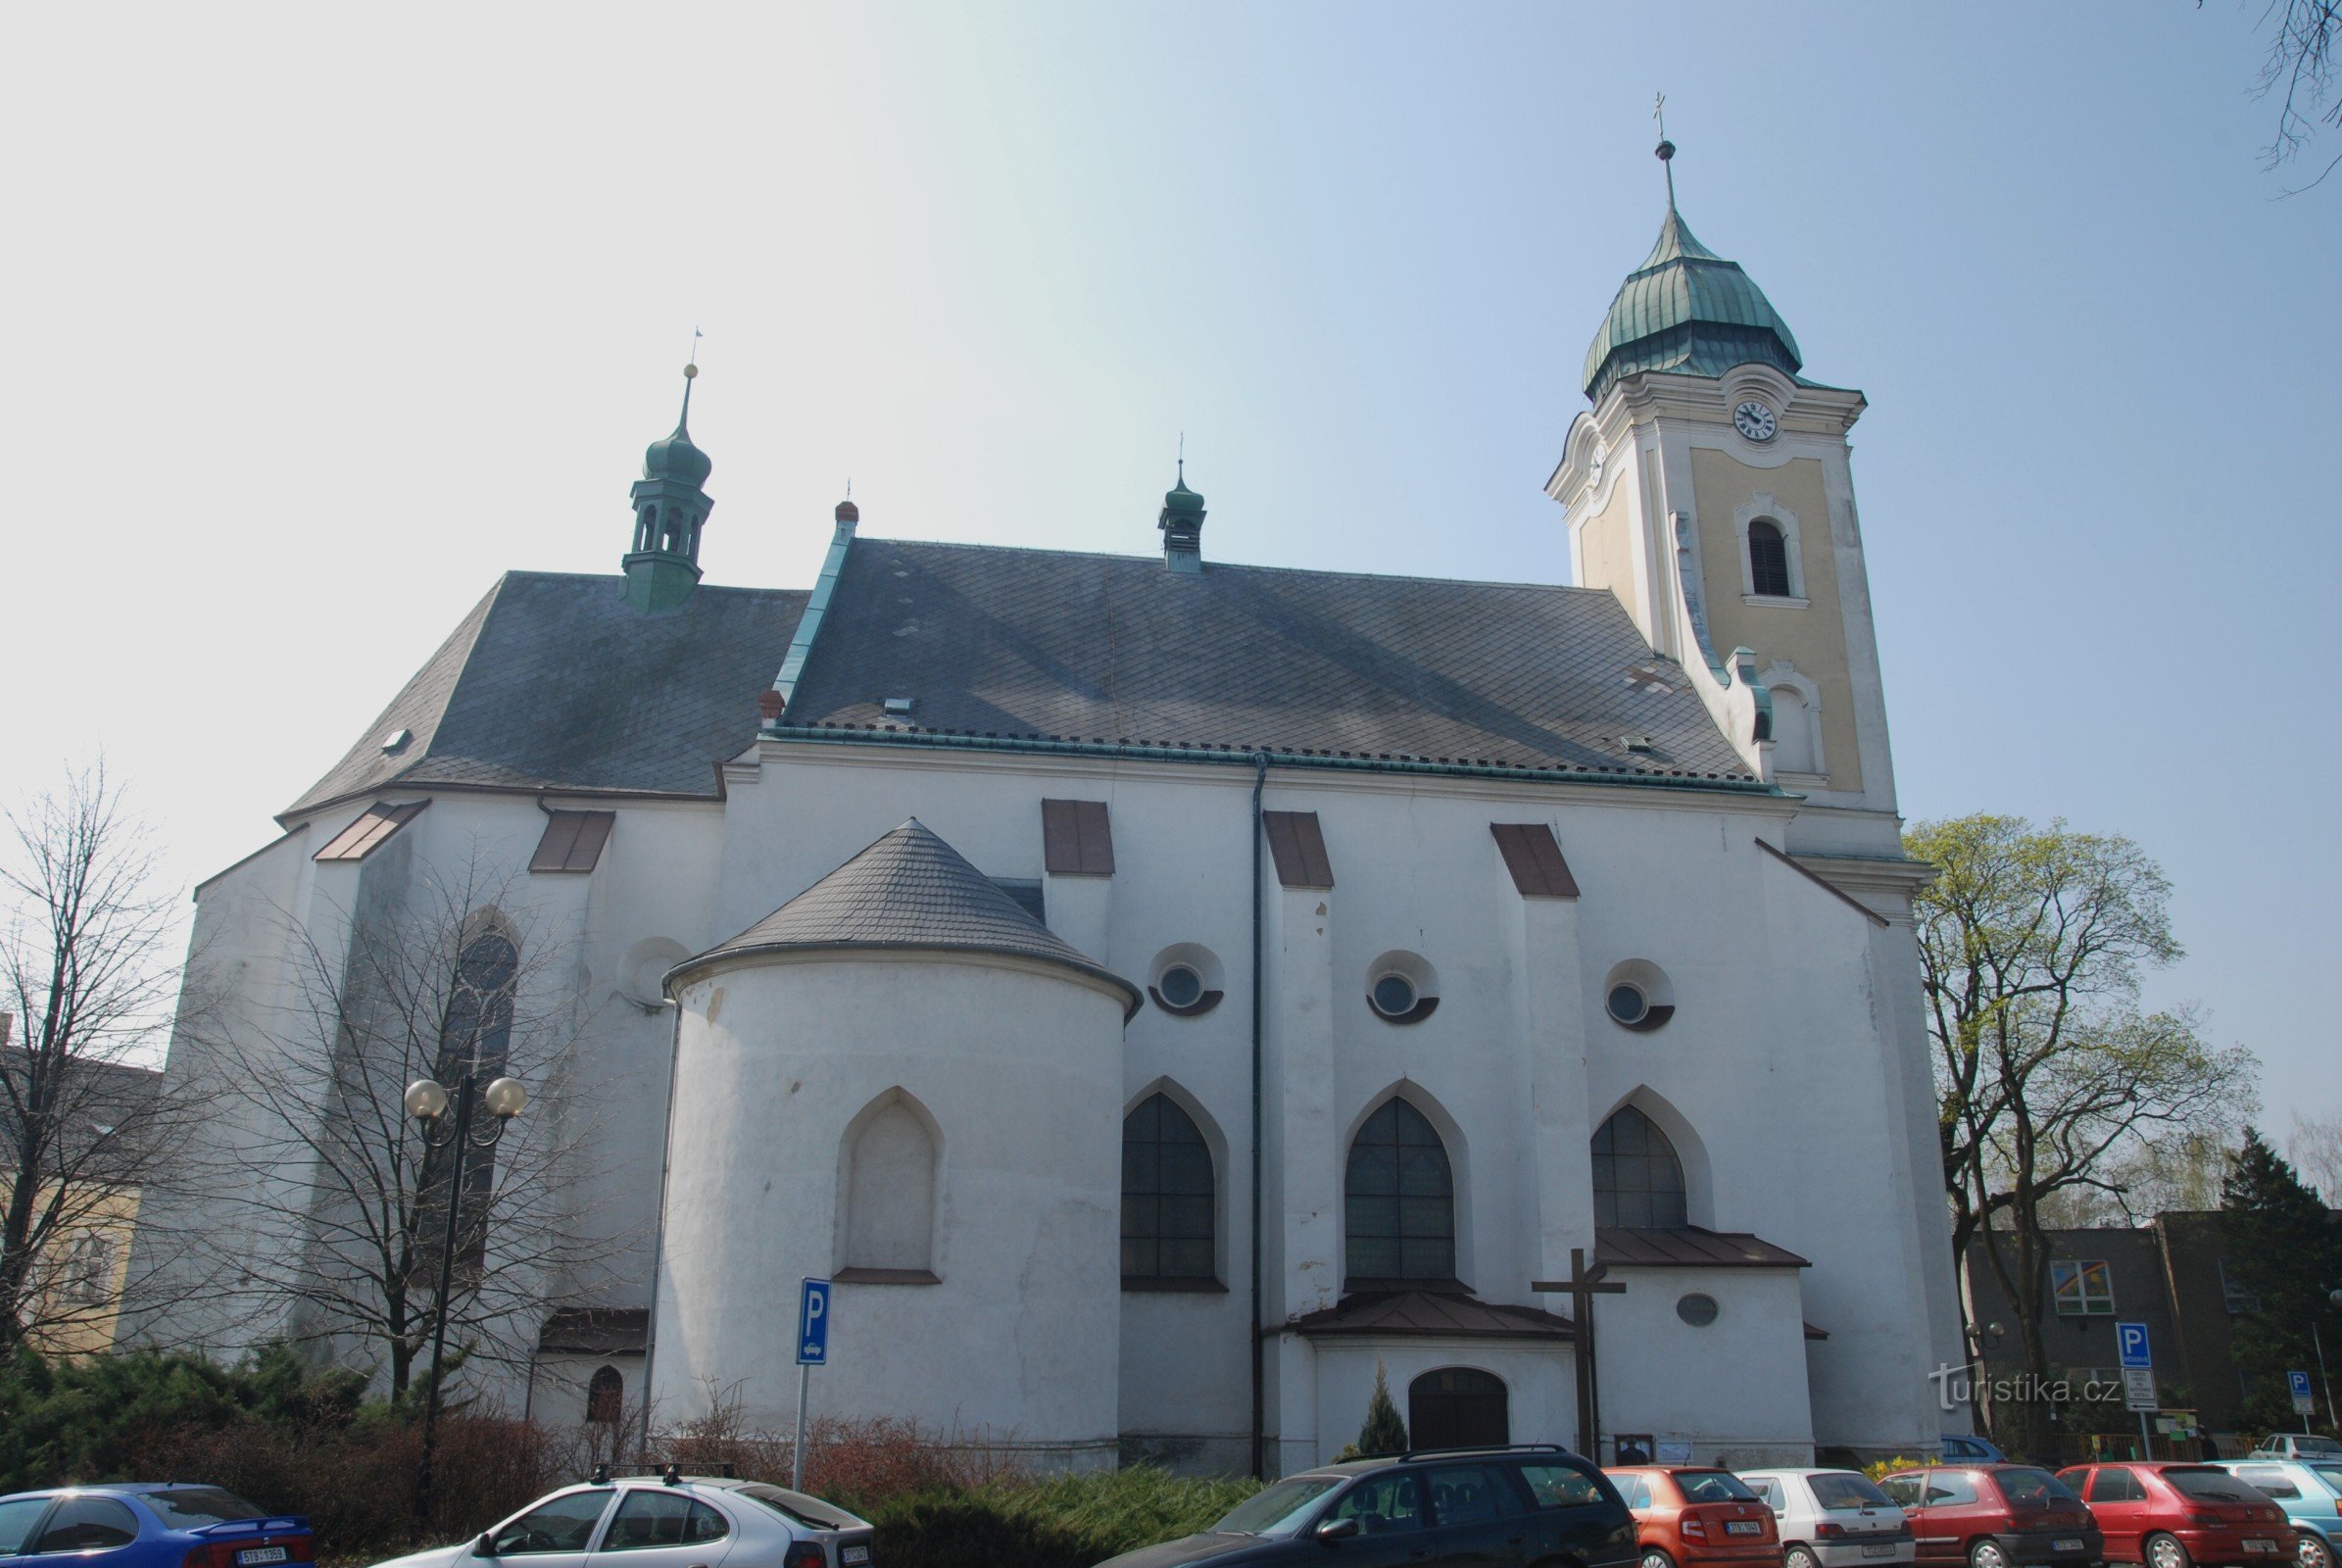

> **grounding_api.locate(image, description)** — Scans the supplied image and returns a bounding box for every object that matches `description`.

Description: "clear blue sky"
[3,3,2335,1127]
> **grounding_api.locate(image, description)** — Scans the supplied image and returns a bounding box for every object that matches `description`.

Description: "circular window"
[1158,964,1204,1009]
[1676,1293,1720,1327]
[1607,983,1649,1025]
[1371,973,1420,1019]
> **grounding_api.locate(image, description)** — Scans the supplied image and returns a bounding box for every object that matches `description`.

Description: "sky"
[2,4,2336,1126]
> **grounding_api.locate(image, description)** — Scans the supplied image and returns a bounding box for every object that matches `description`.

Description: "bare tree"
[183,855,626,1399]
[2233,0,2342,190]
[0,763,202,1359]
[1911,814,2258,1454]
[2286,1108,2342,1201]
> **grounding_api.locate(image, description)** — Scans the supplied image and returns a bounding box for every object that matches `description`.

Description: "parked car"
[2053,1463,2293,1568]
[1738,1469,1916,1568]
[0,1486,311,1568]
[2220,1460,2342,1568]
[1943,1440,2014,1466]
[1874,1464,2101,1568]
[1608,1466,1782,1568]
[364,1473,873,1568]
[2251,1443,2342,1465]
[1095,1445,1637,1568]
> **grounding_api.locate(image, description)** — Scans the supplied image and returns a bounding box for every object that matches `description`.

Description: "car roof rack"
[1394,1443,1576,1461]
[588,1462,741,1484]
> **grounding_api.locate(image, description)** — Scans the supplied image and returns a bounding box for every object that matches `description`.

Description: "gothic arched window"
[1345,1099,1456,1286]
[840,1092,939,1279]
[1122,1093,1215,1284]
[1591,1105,1688,1229]
[1747,518,1793,599]
[586,1365,623,1424]
[418,926,519,1267]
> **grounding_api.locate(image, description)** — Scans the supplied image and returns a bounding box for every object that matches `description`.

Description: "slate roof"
[672,819,1140,1014]
[1290,1290,1577,1340]
[779,537,1753,782]
[286,573,807,818]
[1596,1226,1811,1269]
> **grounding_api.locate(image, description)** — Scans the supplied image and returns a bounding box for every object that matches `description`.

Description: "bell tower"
[623,361,713,613]
[1546,132,1900,858]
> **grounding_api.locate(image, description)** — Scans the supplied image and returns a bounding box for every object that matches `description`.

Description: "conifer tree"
[2222,1127,2342,1432]
[1358,1360,1409,1455]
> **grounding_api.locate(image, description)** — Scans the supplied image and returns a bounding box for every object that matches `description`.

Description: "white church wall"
[1596,1265,1815,1465]
[1305,1339,1579,1465]
[655,952,1126,1464]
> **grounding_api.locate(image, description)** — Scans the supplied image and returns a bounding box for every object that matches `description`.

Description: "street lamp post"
[406,1070,528,1536]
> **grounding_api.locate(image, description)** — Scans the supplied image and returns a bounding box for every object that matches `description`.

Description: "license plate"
[2053,1541,2084,1553]
[841,1547,870,1565]
[236,1550,288,1566]
[1863,1545,1897,1558]
[2247,1542,2278,1554]
[1726,1521,1763,1537]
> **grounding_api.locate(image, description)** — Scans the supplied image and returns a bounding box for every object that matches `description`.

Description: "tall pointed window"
[1591,1105,1687,1229]
[1122,1094,1215,1285]
[1747,519,1793,599]
[839,1093,939,1281]
[418,927,518,1268]
[1345,1100,1456,1286]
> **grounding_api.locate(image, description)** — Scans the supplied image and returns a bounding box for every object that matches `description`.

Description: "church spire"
[1157,441,1205,573]
[623,357,714,613]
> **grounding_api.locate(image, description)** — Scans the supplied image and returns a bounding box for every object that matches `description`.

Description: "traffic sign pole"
[794,1362,810,1489]
[2118,1323,2158,1459]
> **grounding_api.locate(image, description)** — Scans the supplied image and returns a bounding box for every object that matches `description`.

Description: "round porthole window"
[1158,964,1204,1009]
[1676,1292,1720,1327]
[1607,983,1649,1025]
[1371,973,1419,1019]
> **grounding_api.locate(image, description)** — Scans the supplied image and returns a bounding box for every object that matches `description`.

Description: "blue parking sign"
[798,1277,832,1365]
[2117,1322,2153,1370]
[2290,1371,2315,1413]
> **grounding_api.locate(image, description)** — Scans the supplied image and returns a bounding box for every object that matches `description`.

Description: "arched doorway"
[1408,1366,1508,1451]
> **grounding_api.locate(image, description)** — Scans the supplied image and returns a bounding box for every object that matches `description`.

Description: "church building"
[135,160,1966,1473]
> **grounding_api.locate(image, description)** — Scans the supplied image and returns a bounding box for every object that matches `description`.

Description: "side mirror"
[474,1535,498,1557]
[1315,1517,1361,1544]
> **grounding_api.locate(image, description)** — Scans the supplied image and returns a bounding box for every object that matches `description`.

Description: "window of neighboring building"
[1344,1099,1456,1284]
[586,1365,623,1424]
[1748,519,1793,598]
[1122,1093,1215,1284]
[2050,1259,2116,1316]
[2220,1259,2257,1316]
[1591,1105,1689,1230]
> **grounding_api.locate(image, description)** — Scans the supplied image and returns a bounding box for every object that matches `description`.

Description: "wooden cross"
[1533,1247,1627,1460]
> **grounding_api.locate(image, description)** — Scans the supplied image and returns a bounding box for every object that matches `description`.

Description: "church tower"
[1547,133,1900,858]
[622,363,713,613]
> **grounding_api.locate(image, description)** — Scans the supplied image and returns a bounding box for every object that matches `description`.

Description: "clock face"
[1733,400,1779,442]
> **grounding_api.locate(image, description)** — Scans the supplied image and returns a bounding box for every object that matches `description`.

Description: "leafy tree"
[1910,813,2257,1454]
[2222,1128,2342,1431]
[1357,1360,1408,1456]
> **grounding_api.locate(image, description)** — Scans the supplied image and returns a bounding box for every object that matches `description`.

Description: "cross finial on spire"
[677,326,704,430]
[1653,91,1678,213]
[1178,430,1185,485]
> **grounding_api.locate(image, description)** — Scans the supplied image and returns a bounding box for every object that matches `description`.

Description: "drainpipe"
[1250,751,1268,1479]
[635,992,687,1462]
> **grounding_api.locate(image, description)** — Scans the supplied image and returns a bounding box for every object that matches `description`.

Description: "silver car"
[366,1474,876,1568]
[1738,1469,1915,1568]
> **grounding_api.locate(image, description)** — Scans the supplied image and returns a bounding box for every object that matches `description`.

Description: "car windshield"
[137,1491,268,1529]
[2165,1469,2264,1503]
[1997,1470,2079,1505]
[1811,1474,1894,1510]
[731,1486,863,1531]
[1212,1478,1344,1537]
[1678,1472,1761,1503]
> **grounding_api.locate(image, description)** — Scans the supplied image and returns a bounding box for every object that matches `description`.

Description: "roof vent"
[883,696,914,715]
[381,728,412,754]
[1622,734,1655,754]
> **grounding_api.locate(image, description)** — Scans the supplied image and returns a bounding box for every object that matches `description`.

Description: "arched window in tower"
[840,1093,939,1279]
[1122,1093,1215,1284]
[585,1365,623,1424]
[1591,1105,1688,1229]
[1771,683,1818,775]
[1345,1099,1456,1285]
[638,506,658,553]
[1747,518,1793,599]
[419,925,519,1268]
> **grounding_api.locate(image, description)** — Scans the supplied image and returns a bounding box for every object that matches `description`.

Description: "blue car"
[2223,1460,2342,1568]
[1939,1433,2011,1463]
[0,1486,312,1568]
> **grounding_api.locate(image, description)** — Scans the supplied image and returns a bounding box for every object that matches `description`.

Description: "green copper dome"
[1582,208,1802,405]
[1162,476,1204,517]
[643,421,712,487]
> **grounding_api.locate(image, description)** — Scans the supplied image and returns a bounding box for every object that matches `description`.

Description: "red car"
[1608,1466,1784,1568]
[2054,1464,2294,1568]
[1876,1464,2102,1568]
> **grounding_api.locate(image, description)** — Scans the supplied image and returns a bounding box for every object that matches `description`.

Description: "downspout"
[1249,751,1268,1479]
[634,994,686,1462]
